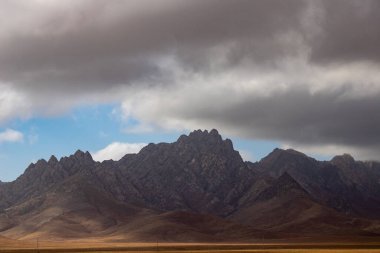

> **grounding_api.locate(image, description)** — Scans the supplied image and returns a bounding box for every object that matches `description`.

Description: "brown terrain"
[0,129,380,248]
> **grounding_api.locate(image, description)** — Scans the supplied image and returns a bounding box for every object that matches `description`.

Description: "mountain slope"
[0,151,96,210]
[112,129,255,216]
[256,148,380,218]
[232,172,379,236]
[0,129,380,241]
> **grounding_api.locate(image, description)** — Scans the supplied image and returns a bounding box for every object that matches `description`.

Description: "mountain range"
[0,129,380,242]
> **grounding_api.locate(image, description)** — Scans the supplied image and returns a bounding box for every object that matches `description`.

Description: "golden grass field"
[1,241,380,253]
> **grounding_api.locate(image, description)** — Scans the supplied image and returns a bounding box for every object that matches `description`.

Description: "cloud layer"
[1,0,380,159]
[92,142,147,162]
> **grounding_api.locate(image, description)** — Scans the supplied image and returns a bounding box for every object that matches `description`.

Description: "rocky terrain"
[0,129,380,242]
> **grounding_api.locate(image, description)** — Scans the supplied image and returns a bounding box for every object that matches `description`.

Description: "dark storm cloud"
[310,0,380,64]
[193,86,380,147]
[124,76,380,151]
[0,0,305,93]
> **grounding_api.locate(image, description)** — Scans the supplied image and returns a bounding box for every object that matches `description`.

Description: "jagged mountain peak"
[35,158,48,166]
[48,155,59,165]
[113,128,251,216]
[258,147,316,173]
[259,148,285,163]
[284,148,308,156]
[331,153,356,166]
[263,148,309,160]
[73,149,93,160]
[1,129,380,241]
[189,128,220,138]
[178,129,223,143]
[56,149,95,167]
[177,129,234,153]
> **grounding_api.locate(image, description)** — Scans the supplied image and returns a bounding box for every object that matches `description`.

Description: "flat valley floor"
[1,242,380,253]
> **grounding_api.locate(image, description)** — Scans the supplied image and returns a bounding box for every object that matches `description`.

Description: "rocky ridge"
[0,129,380,241]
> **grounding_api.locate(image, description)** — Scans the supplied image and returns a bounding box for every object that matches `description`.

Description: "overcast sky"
[1,0,380,181]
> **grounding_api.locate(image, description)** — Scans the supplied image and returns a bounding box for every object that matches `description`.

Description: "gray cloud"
[0,0,305,92]
[310,0,380,64]
[123,81,380,147]
[204,86,380,147]
[1,0,380,159]
[120,59,380,159]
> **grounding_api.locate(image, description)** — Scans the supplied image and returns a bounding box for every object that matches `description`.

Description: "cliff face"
[110,129,255,216]
[0,129,380,241]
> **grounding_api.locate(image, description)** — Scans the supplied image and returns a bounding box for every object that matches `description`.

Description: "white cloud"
[0,129,24,143]
[0,84,31,124]
[91,142,147,162]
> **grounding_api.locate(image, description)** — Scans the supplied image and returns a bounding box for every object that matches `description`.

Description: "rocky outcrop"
[0,150,97,210]
[0,129,380,241]
[111,129,254,216]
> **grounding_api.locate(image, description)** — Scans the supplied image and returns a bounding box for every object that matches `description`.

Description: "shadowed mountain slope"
[0,129,380,241]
